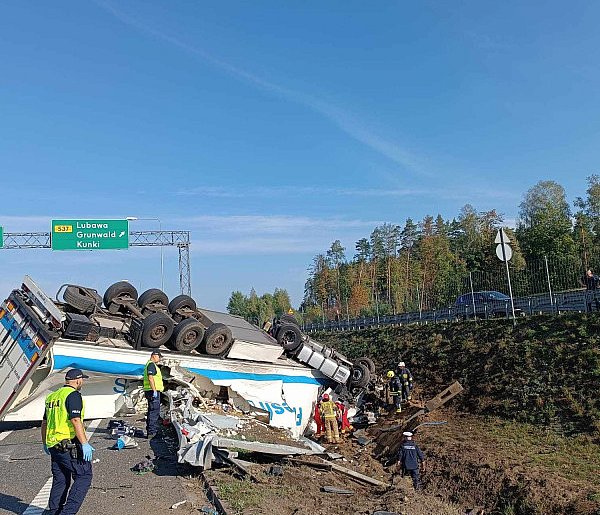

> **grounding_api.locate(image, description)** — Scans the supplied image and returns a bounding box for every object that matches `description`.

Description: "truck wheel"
[349,363,370,389]
[202,323,233,355]
[276,323,303,351]
[356,357,376,375]
[63,285,102,314]
[279,314,299,326]
[138,289,169,314]
[103,281,138,311]
[168,295,197,322]
[171,318,205,352]
[141,312,174,348]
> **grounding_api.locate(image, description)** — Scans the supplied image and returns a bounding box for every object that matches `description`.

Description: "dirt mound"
[408,409,600,515]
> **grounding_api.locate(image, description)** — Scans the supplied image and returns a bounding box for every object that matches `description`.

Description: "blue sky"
[1,1,599,309]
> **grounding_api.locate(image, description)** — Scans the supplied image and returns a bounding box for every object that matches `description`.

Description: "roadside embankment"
[315,313,600,435]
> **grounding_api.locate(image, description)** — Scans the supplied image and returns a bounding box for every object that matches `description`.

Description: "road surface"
[0,416,206,515]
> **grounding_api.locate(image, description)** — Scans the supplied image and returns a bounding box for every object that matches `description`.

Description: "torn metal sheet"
[167,365,319,438]
[212,438,321,456]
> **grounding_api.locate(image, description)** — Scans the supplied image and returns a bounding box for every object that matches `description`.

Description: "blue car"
[455,291,521,319]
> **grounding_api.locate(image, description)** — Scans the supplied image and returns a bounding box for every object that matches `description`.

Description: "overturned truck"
[0,277,372,436]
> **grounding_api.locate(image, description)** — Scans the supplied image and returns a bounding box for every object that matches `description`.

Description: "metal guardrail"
[302,289,599,332]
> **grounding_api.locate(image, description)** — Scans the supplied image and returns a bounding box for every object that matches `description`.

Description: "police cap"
[65,368,89,380]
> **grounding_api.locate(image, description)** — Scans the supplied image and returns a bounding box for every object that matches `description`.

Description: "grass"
[214,476,295,515]
[482,418,600,485]
[214,478,263,514]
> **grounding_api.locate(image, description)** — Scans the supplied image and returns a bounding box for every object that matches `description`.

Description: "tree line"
[228,177,600,325]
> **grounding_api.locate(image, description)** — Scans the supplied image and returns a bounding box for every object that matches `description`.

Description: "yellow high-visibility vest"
[44,386,85,448]
[143,361,164,392]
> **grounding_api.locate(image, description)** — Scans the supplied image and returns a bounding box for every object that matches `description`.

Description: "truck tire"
[103,281,138,311]
[349,363,370,389]
[63,285,102,314]
[141,312,174,348]
[171,318,205,352]
[276,323,303,352]
[356,357,376,375]
[168,295,197,322]
[138,289,169,314]
[202,323,233,356]
[279,314,299,326]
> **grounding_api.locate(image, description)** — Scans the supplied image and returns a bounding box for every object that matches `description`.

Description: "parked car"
[455,291,522,319]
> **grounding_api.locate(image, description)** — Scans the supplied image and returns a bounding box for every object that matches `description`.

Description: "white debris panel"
[165,373,322,469]
[164,363,319,438]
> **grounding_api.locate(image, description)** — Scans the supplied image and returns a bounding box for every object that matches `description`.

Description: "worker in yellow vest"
[143,350,164,438]
[41,368,94,515]
[319,393,341,444]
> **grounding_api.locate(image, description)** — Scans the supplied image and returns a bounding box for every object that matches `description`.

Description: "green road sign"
[0,226,3,248]
[51,219,129,250]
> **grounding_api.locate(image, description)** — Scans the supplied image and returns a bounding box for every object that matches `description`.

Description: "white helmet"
[398,361,406,367]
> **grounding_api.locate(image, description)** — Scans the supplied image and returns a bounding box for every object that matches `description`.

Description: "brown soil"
[190,408,600,515]
[373,408,600,515]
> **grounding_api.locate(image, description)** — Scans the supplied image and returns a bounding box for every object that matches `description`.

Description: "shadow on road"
[149,430,181,478]
[0,493,31,514]
[0,421,41,432]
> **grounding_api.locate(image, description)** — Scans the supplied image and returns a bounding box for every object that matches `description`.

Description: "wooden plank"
[425,381,463,412]
[318,458,389,488]
[285,458,332,470]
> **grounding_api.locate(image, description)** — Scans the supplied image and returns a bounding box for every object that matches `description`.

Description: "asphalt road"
[0,416,206,515]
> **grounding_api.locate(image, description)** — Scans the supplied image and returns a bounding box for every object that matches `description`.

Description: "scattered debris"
[131,457,155,475]
[320,485,354,495]
[265,464,284,476]
[170,500,187,509]
[113,435,139,450]
[319,458,389,488]
[108,419,145,439]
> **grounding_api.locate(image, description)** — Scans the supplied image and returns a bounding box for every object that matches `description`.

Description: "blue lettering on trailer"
[247,400,304,427]
[113,378,128,394]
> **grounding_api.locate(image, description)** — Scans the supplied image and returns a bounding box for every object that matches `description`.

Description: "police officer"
[41,368,95,515]
[143,350,164,438]
[398,431,425,490]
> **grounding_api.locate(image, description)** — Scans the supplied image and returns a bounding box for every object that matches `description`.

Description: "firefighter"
[335,400,353,434]
[396,361,414,402]
[398,431,425,490]
[313,399,325,437]
[143,350,164,438]
[387,371,402,413]
[319,393,341,443]
[41,368,94,515]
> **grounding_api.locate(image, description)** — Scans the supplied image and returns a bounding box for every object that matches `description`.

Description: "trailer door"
[0,286,60,420]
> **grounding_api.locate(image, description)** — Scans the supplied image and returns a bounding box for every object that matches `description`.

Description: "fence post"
[544,255,554,313]
[469,272,477,321]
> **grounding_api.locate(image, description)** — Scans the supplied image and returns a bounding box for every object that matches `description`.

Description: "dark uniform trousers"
[48,446,92,515]
[144,390,161,435]
[404,467,421,490]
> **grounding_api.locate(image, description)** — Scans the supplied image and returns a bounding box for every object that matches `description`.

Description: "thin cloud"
[174,184,518,203]
[172,214,383,255]
[93,0,425,175]
[175,185,422,198]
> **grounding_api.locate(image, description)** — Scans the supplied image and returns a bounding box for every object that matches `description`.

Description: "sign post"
[51,219,129,250]
[0,226,3,248]
[495,229,516,325]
